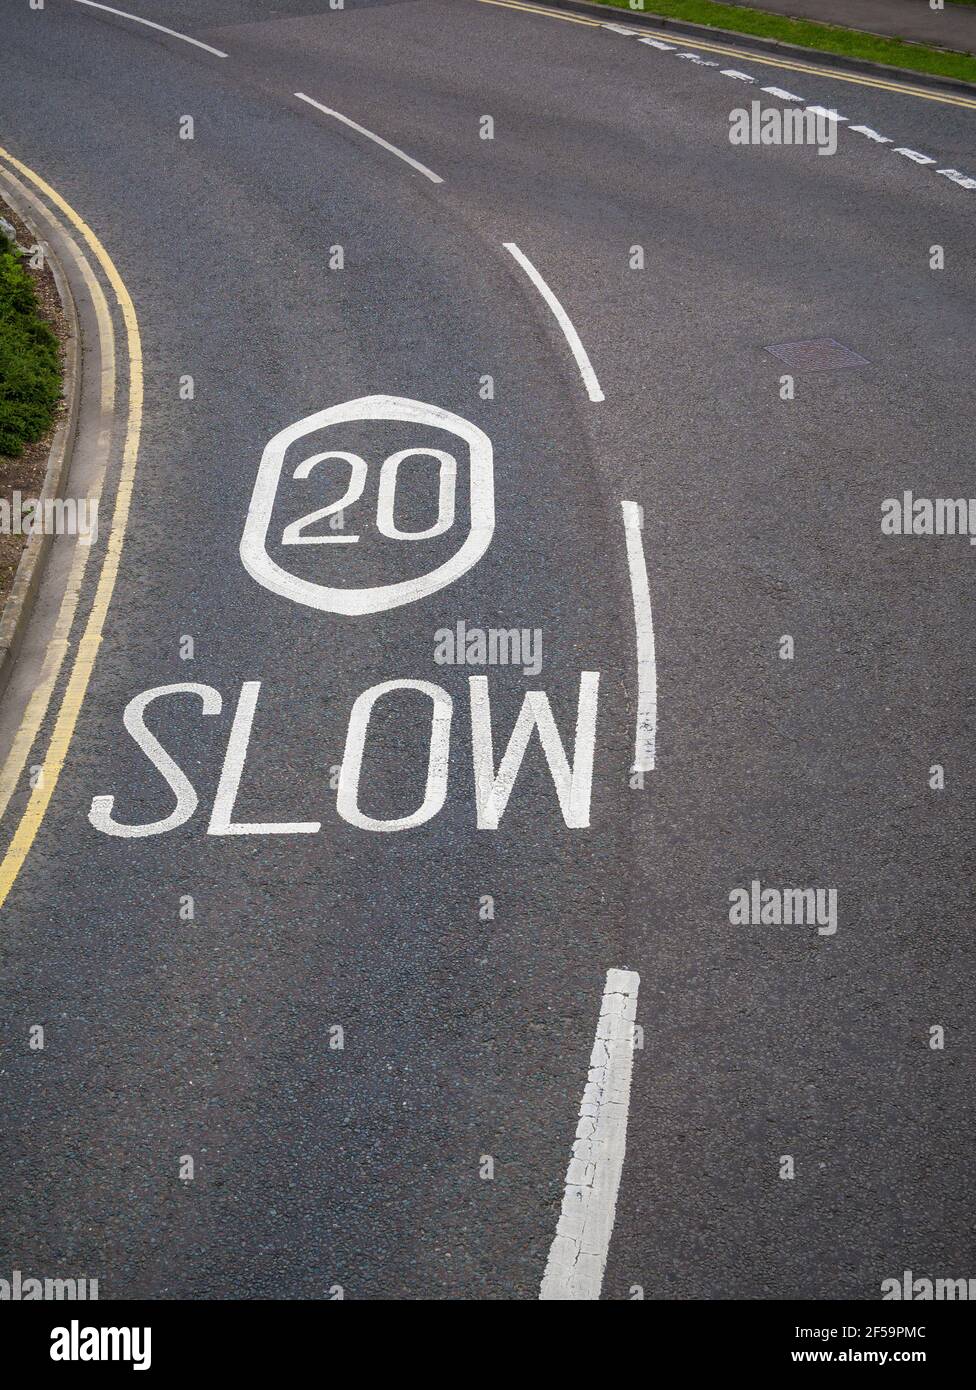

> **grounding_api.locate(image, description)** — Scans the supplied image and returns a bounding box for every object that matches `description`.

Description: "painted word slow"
[89,675,600,837]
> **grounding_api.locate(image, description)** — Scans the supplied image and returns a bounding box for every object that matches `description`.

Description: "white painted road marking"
[69,0,228,57]
[762,85,805,102]
[849,124,892,143]
[621,501,656,774]
[376,449,457,540]
[240,396,494,615]
[337,680,453,831]
[88,684,222,838]
[283,451,367,545]
[502,242,605,403]
[599,21,976,190]
[294,93,444,184]
[540,968,640,1300]
[470,672,600,829]
[89,673,601,835]
[937,167,976,189]
[209,682,321,836]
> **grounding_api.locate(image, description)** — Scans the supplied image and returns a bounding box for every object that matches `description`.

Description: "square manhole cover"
[764,338,870,371]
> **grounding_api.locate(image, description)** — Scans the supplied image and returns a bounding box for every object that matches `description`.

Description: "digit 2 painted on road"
[240,396,495,615]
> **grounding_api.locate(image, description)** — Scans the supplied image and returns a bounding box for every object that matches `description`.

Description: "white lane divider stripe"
[603,25,974,190]
[69,0,228,57]
[849,124,893,143]
[893,146,937,165]
[762,85,805,101]
[294,93,444,184]
[540,968,641,1301]
[621,500,657,774]
[502,242,604,403]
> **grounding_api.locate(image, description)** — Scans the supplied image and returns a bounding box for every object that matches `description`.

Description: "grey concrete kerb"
[0,199,82,702]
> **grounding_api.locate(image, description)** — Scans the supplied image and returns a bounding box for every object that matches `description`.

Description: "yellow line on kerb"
[0,163,117,829]
[478,0,601,24]
[476,0,976,110]
[0,144,143,910]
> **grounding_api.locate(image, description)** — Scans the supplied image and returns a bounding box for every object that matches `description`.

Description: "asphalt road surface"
[1,0,974,1301]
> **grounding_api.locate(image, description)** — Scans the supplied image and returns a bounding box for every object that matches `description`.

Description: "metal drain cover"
[764,338,870,371]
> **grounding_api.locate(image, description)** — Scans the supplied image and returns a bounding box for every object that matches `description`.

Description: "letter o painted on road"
[336,680,453,831]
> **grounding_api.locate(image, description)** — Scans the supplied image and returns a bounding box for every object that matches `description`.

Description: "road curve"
[0,0,974,1300]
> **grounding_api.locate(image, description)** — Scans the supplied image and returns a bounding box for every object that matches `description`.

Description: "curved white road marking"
[540,969,641,1301]
[69,0,228,57]
[621,501,656,775]
[294,93,444,184]
[503,242,604,403]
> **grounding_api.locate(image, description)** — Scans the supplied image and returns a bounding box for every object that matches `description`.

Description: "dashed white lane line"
[621,500,656,775]
[849,124,892,143]
[805,104,846,122]
[540,968,640,1301]
[294,92,444,184]
[503,241,604,402]
[594,10,976,109]
[69,0,228,57]
[600,23,976,192]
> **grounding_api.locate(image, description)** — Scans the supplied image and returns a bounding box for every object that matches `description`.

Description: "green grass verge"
[590,0,976,84]
[0,230,61,459]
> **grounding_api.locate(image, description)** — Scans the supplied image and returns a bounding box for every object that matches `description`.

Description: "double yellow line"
[477,0,976,111]
[0,146,143,909]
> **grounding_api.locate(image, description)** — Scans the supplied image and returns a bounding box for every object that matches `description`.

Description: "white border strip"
[503,241,605,402]
[294,92,444,184]
[541,968,640,1300]
[621,500,656,774]
[69,0,228,57]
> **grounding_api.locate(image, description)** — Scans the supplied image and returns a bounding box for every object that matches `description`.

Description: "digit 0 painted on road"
[240,396,494,615]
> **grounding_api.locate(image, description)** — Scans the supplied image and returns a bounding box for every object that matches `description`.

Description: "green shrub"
[0,230,61,458]
[593,1,976,80]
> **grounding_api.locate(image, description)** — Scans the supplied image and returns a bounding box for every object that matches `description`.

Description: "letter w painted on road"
[470,673,599,829]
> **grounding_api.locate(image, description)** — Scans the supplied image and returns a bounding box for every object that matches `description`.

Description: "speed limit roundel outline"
[239,396,495,616]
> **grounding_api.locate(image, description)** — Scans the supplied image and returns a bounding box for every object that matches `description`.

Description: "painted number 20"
[282,448,458,545]
[240,396,494,615]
